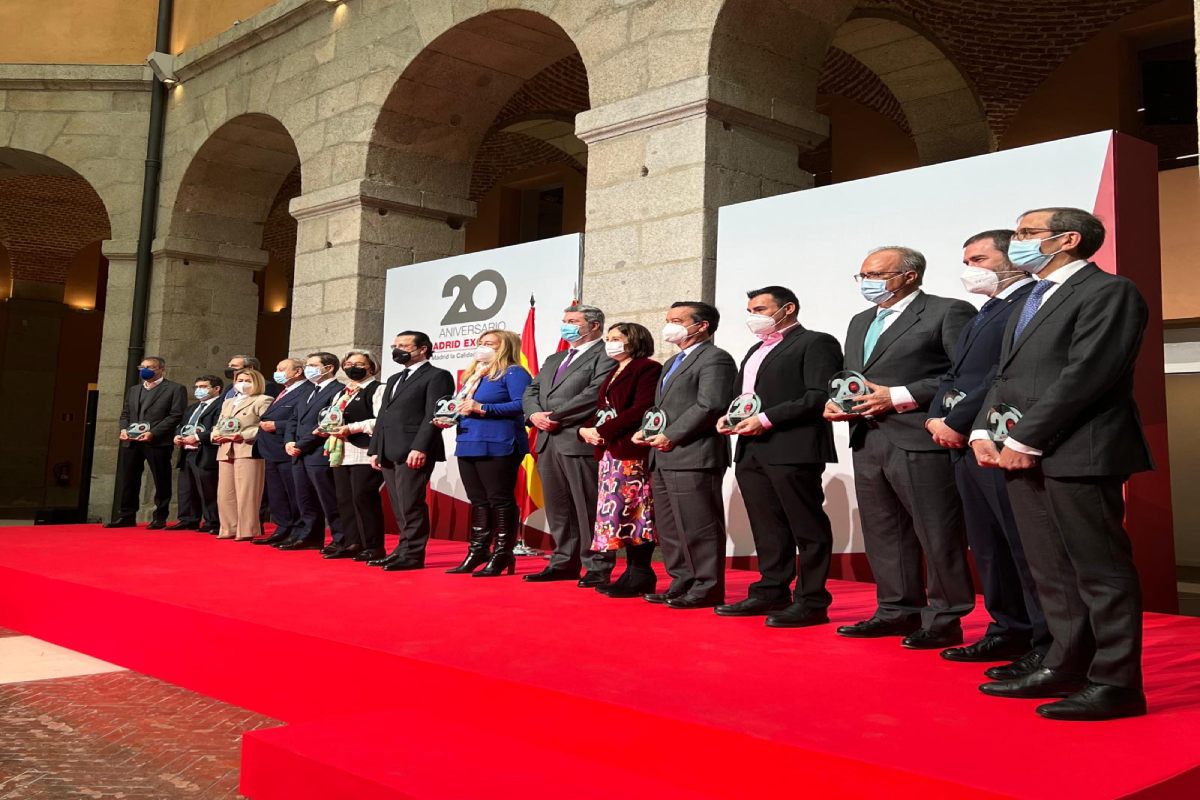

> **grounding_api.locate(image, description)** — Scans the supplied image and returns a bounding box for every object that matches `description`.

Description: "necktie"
[1012,280,1054,344]
[391,369,410,398]
[552,349,577,384]
[862,308,895,362]
[186,403,204,428]
[660,351,686,388]
[968,297,1003,335]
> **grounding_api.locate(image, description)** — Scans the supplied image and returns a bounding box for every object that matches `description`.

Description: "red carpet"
[1,525,1198,799]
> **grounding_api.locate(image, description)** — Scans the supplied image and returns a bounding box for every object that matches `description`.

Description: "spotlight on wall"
[146,51,178,86]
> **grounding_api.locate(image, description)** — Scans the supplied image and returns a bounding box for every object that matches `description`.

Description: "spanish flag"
[515,298,545,522]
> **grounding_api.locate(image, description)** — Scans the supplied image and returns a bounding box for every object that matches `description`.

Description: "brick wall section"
[819,47,911,134]
[0,175,110,284]
[470,131,584,201]
[492,53,590,130]
[867,0,1162,137]
[262,163,301,267]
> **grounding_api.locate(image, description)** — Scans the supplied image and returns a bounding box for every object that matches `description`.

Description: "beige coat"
[215,394,272,460]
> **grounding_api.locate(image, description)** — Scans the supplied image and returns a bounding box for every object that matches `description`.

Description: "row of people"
[107,206,1150,722]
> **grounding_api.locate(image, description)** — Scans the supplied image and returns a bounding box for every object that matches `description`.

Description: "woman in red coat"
[578,322,662,598]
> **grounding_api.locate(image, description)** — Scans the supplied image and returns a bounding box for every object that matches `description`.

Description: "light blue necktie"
[660,351,686,388]
[1012,280,1054,344]
[862,308,895,362]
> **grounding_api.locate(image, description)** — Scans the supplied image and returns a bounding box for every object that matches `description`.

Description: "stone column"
[288,179,473,357]
[576,77,828,343]
[90,241,137,522]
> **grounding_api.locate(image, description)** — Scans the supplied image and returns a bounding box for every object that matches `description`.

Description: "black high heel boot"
[474,503,517,577]
[605,542,658,598]
[446,504,492,574]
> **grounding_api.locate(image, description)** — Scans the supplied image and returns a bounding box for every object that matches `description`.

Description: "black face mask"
[344,366,369,381]
[391,348,412,365]
[223,368,236,379]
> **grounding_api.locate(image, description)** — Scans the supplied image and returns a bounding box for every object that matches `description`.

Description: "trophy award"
[433,395,464,425]
[829,370,870,413]
[941,388,967,413]
[179,423,206,439]
[720,392,762,431]
[316,406,343,434]
[126,422,151,438]
[986,403,1023,448]
[215,416,242,438]
[639,407,668,439]
[595,405,618,426]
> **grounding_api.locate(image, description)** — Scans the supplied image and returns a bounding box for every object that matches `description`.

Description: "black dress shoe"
[902,627,963,650]
[104,519,135,529]
[985,650,1044,680]
[367,553,401,567]
[979,667,1087,699]
[523,567,579,583]
[382,559,424,572]
[714,597,790,617]
[354,549,385,562]
[577,571,610,588]
[202,526,221,535]
[145,521,166,530]
[765,604,830,628]
[1036,684,1147,721]
[666,595,721,610]
[836,616,921,638]
[941,634,1031,663]
[254,531,291,546]
[320,544,340,555]
[165,522,198,531]
[277,540,322,551]
[323,546,360,560]
[644,590,685,605]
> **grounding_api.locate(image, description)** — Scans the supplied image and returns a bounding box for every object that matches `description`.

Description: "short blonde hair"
[234,368,266,396]
[465,329,525,379]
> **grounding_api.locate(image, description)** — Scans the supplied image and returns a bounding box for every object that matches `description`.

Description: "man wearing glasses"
[824,246,975,649]
[971,208,1151,721]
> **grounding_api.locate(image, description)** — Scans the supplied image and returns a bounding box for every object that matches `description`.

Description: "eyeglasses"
[1013,228,1068,240]
[852,271,904,283]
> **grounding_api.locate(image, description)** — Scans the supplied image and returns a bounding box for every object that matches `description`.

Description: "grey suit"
[522,342,617,575]
[976,264,1151,689]
[844,291,975,632]
[649,340,738,602]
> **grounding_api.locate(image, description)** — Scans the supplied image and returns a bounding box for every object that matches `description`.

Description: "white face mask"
[604,340,627,359]
[745,306,788,337]
[960,266,1027,297]
[661,322,695,346]
[234,381,252,395]
[475,345,496,364]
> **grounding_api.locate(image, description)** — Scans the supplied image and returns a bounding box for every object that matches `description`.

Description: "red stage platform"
[1,525,1198,799]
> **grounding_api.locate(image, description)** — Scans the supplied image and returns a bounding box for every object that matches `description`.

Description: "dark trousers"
[651,467,727,603]
[851,429,973,633]
[538,438,615,576]
[736,454,832,611]
[115,444,174,523]
[382,461,434,562]
[955,452,1049,650]
[458,453,522,511]
[177,456,218,528]
[264,458,300,538]
[332,464,384,552]
[1005,469,1142,690]
[292,461,343,545]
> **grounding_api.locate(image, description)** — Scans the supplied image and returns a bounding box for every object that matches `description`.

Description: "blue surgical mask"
[560,323,583,342]
[273,370,288,385]
[138,367,157,381]
[194,388,210,401]
[303,365,323,381]
[859,279,894,306]
[1007,233,1067,274]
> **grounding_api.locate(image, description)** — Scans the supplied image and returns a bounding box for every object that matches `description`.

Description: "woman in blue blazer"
[438,328,532,577]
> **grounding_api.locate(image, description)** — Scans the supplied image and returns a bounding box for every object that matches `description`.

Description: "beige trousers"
[217,457,266,540]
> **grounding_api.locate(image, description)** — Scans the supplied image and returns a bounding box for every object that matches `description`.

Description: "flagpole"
[513,293,543,558]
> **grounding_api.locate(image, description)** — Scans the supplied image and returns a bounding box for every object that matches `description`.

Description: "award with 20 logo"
[639,407,668,439]
[828,370,870,413]
[720,393,761,431]
[986,403,1022,448]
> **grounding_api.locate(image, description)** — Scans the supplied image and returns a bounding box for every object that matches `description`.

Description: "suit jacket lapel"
[757,325,806,373]
[865,294,925,370]
[845,310,871,371]
[549,347,590,393]
[662,341,707,400]
[1005,267,1094,364]
[956,282,1032,368]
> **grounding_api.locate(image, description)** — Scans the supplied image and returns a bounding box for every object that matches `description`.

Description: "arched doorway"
[0,148,111,521]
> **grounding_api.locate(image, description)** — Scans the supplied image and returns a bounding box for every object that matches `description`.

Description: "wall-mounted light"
[146,51,178,86]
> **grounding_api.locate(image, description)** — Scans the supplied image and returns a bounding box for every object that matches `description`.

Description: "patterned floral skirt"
[591,452,656,551]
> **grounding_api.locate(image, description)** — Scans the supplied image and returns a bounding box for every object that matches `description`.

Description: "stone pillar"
[576,77,828,344]
[90,241,137,522]
[288,180,473,357]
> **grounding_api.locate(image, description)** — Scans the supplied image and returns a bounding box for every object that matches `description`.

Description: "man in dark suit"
[280,352,345,551]
[925,230,1049,670]
[635,301,737,609]
[824,246,975,648]
[367,331,455,570]
[715,286,843,627]
[168,375,224,532]
[107,356,188,529]
[522,304,617,586]
[250,358,308,545]
[972,208,1152,721]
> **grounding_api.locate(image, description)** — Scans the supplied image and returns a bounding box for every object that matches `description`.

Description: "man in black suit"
[972,208,1152,721]
[280,352,345,551]
[367,331,455,570]
[925,230,1049,670]
[824,247,975,648]
[107,356,188,529]
[168,375,224,532]
[634,301,737,609]
[522,304,617,586]
[250,358,308,545]
[715,286,843,627]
